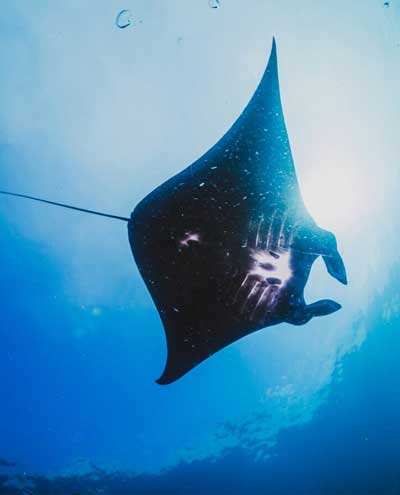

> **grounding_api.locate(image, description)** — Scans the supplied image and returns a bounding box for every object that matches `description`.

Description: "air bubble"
[116,9,133,29]
[209,0,220,9]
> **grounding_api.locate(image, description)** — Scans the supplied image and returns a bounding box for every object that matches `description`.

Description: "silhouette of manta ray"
[1,39,347,385]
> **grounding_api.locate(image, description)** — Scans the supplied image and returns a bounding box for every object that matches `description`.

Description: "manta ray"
[1,39,347,384]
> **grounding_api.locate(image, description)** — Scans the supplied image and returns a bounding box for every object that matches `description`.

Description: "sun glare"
[300,163,366,232]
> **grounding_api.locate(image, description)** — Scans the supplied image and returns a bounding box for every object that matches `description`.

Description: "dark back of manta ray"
[129,40,347,385]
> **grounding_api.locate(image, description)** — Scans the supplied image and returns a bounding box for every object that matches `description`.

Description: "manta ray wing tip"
[156,372,179,386]
[155,359,186,385]
[155,377,169,386]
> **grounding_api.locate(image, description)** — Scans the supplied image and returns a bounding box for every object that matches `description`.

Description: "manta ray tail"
[0,190,130,222]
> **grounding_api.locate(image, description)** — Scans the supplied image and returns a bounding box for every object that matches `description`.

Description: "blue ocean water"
[1,1,400,494]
